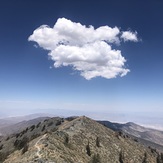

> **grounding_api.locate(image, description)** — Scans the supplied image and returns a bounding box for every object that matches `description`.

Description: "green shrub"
[96,137,100,148]
[36,122,41,128]
[30,125,35,131]
[47,121,54,127]
[42,125,46,131]
[86,142,91,156]
[0,144,3,150]
[119,150,124,163]
[14,137,29,150]
[22,143,29,154]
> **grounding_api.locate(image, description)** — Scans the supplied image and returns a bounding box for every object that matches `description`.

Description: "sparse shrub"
[51,127,57,132]
[36,122,41,128]
[91,154,101,163]
[31,133,41,140]
[161,153,163,161]
[42,125,46,131]
[16,133,20,138]
[63,134,72,149]
[157,154,161,163]
[6,137,10,141]
[56,120,62,126]
[115,131,124,139]
[86,142,91,156]
[118,131,123,137]
[30,125,35,131]
[96,137,100,148]
[25,127,28,132]
[65,135,69,144]
[126,135,129,138]
[14,139,19,147]
[103,123,107,127]
[47,121,54,127]
[142,152,147,163]
[119,150,124,163]
[23,129,26,134]
[123,135,126,138]
[157,153,163,163]
[22,143,29,154]
[66,117,76,121]
[44,143,48,147]
[0,151,9,162]
[20,128,28,137]
[134,138,138,142]
[149,146,157,153]
[14,137,29,150]
[0,144,3,150]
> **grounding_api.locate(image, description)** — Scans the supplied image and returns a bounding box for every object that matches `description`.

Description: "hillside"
[0,117,50,136]
[0,116,162,163]
[98,120,163,150]
[0,116,63,162]
[0,114,51,131]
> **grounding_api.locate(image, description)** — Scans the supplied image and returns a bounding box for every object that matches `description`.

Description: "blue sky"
[0,0,163,127]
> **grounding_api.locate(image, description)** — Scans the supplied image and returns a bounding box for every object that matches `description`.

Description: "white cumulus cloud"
[121,31,138,42]
[28,18,139,80]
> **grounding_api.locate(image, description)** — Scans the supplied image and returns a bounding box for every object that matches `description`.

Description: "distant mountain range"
[0,113,53,135]
[98,120,163,149]
[0,115,163,162]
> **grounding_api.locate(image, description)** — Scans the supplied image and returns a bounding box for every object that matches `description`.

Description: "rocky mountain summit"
[0,116,163,163]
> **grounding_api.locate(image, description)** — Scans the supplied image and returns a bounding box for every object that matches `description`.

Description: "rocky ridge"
[1,116,162,163]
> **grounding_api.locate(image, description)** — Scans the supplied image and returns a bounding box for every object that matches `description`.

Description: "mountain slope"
[0,117,63,162]
[98,120,163,148]
[0,114,52,130]
[0,117,50,136]
[2,116,160,163]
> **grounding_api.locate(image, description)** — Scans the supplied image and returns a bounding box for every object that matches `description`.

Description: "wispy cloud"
[29,18,139,80]
[0,100,31,104]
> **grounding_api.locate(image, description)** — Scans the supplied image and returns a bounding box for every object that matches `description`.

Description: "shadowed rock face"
[1,116,160,163]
